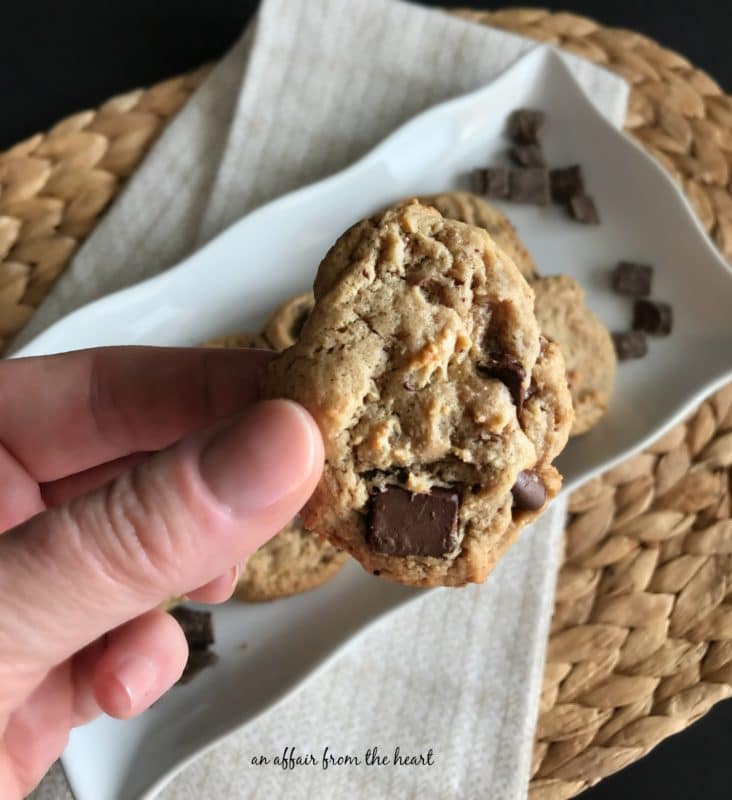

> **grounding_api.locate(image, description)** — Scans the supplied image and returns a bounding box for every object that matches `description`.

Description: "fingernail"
[109,654,157,715]
[200,400,318,513]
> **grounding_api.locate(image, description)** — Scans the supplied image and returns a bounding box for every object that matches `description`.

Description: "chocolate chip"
[612,261,653,297]
[612,331,648,360]
[473,166,509,198]
[568,194,600,224]
[509,168,550,205]
[477,353,526,412]
[170,607,214,650]
[509,144,545,167]
[178,649,220,685]
[549,165,584,204]
[368,486,460,557]
[633,299,673,335]
[512,470,546,511]
[507,108,546,144]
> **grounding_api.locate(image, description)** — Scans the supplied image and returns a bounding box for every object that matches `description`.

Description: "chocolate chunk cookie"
[264,291,315,351]
[235,518,347,602]
[532,275,616,436]
[414,192,537,280]
[264,202,572,587]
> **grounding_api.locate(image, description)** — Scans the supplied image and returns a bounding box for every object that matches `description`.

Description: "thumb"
[0,399,323,681]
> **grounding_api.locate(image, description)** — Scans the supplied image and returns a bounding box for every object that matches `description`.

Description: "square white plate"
[16,46,731,799]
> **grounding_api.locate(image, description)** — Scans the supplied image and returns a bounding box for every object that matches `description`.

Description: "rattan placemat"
[3,8,731,799]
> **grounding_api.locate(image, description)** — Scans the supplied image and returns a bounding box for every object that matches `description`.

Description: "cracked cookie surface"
[264,202,572,587]
[413,191,537,280]
[412,193,615,436]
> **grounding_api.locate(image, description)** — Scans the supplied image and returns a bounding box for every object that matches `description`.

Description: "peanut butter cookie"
[264,202,572,587]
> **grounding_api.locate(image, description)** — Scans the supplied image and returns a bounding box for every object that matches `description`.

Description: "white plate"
[17,47,731,799]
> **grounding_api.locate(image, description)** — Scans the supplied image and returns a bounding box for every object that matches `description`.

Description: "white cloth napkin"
[28,1,628,798]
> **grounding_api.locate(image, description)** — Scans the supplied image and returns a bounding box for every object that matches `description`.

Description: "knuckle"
[67,460,195,591]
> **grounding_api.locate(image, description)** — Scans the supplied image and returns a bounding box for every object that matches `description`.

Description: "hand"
[0,346,323,798]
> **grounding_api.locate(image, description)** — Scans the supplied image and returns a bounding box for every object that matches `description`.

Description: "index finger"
[0,346,272,482]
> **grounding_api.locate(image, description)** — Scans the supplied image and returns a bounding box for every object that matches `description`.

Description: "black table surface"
[4,1,732,798]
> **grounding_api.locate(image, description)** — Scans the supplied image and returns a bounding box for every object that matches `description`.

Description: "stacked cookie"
[205,194,614,592]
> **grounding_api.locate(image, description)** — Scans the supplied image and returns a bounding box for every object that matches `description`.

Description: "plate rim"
[55,44,732,800]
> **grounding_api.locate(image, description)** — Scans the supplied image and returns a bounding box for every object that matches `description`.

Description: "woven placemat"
[2,8,732,799]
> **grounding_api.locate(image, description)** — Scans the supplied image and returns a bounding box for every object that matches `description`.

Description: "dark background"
[3,0,732,147]
[3,1,732,798]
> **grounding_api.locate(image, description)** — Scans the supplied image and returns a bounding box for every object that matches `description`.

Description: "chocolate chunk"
[178,649,220,685]
[509,144,545,167]
[477,353,526,412]
[171,607,218,687]
[507,108,546,144]
[368,486,460,557]
[509,168,550,205]
[568,194,600,224]
[611,261,653,297]
[549,165,584,204]
[633,299,673,335]
[612,331,648,360]
[484,167,510,198]
[170,607,214,650]
[512,470,546,511]
[472,166,509,198]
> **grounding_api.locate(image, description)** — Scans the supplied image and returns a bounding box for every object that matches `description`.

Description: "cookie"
[204,331,270,349]
[235,518,347,602]
[532,274,616,436]
[264,291,315,351]
[414,191,538,280]
[417,195,615,435]
[264,202,572,587]
[201,331,347,601]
